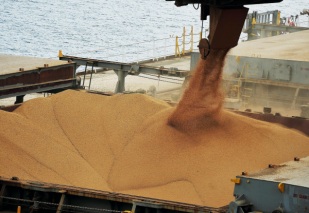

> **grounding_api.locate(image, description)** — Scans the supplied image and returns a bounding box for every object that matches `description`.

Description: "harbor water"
[1,0,308,61]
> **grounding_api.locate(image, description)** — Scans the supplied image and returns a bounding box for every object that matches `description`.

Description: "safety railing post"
[153,39,155,61]
[175,36,179,57]
[164,38,167,59]
[190,26,193,52]
[182,26,185,55]
[276,11,281,25]
[274,11,281,36]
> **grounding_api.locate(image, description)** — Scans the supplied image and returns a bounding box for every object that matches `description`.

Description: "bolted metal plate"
[198,38,211,60]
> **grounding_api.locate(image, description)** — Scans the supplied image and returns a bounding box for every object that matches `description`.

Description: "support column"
[156,209,162,213]
[15,95,25,104]
[260,29,267,38]
[0,184,6,210]
[131,202,137,213]
[291,87,300,109]
[56,193,66,213]
[114,70,128,93]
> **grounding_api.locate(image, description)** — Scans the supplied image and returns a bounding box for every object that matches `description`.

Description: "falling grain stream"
[168,49,229,130]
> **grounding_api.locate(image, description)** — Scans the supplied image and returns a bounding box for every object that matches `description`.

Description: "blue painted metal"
[225,55,309,85]
[230,157,309,213]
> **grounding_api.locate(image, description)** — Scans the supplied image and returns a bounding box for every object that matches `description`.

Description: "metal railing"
[59,26,201,64]
[243,10,281,33]
[175,26,202,57]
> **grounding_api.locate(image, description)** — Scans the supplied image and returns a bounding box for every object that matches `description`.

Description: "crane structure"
[167,0,283,56]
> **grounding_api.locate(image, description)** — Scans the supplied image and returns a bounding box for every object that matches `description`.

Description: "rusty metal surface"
[0,63,77,99]
[0,65,74,86]
[0,177,225,212]
[233,110,309,136]
[208,7,249,49]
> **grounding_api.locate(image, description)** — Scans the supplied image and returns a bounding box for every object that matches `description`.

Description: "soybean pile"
[0,89,309,207]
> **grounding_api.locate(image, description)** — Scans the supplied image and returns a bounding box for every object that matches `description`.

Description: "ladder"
[82,61,97,90]
[242,87,253,108]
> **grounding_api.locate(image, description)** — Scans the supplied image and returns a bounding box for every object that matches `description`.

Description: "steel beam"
[0,177,224,213]
[252,24,309,33]
[56,193,66,213]
[227,78,309,90]
[167,0,283,7]
[0,79,78,99]
[0,62,78,99]
[292,87,300,109]
[0,184,6,209]
[114,70,128,93]
[59,56,189,78]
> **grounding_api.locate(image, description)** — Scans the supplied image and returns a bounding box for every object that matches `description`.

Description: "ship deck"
[0,54,70,75]
[0,54,78,99]
[229,30,309,62]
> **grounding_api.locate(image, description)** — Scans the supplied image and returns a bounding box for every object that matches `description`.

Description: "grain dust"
[168,49,228,130]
